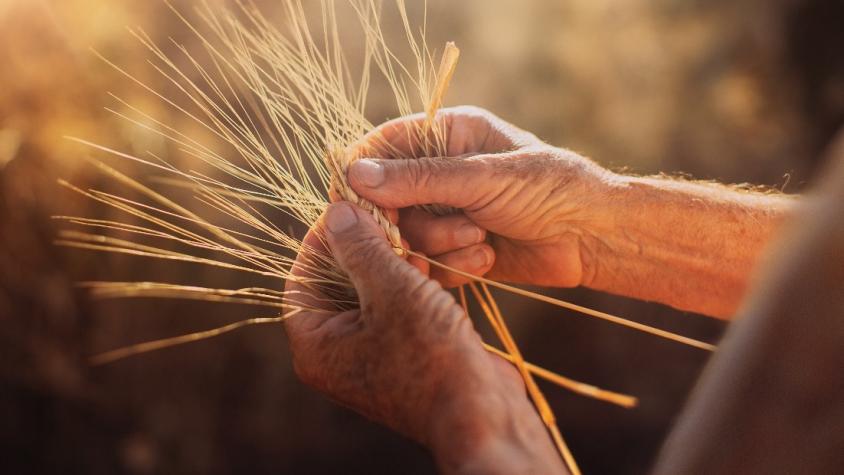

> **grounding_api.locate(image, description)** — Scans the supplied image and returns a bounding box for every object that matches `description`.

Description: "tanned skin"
[347,106,794,318]
[285,203,566,475]
[284,106,840,473]
[653,136,844,473]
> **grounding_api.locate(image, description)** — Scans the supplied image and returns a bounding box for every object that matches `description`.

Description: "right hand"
[349,105,614,288]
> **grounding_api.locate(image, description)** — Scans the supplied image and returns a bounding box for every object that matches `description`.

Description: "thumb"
[323,202,422,303]
[347,155,496,210]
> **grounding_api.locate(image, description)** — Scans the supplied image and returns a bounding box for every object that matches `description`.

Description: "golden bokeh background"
[1,1,841,473]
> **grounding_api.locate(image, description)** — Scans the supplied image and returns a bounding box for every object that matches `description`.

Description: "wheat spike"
[57,2,719,470]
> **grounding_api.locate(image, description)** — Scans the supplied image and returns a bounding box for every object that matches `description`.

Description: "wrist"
[574,172,681,292]
[548,154,624,289]
[424,355,566,474]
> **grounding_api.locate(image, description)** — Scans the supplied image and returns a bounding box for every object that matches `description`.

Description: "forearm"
[584,174,795,318]
[653,142,844,473]
[426,379,567,474]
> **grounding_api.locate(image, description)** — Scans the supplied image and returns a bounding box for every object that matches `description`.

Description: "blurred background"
[1,0,842,473]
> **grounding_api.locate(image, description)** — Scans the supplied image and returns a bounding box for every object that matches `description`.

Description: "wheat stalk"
[57,1,714,470]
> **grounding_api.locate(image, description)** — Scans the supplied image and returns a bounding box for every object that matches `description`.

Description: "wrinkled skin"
[348,105,614,288]
[348,106,792,318]
[283,105,813,474]
[283,202,565,474]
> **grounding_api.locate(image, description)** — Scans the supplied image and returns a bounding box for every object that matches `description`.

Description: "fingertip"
[348,158,385,189]
[399,209,486,256]
[324,202,359,235]
[323,202,388,250]
[454,222,486,248]
[474,243,496,271]
[430,243,496,288]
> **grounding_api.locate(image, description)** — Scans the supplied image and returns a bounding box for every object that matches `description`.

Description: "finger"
[328,184,341,203]
[407,252,430,276]
[353,111,439,159]
[322,202,426,304]
[386,207,399,224]
[429,243,495,288]
[399,207,486,256]
[324,202,463,328]
[401,237,429,275]
[331,183,399,224]
[283,224,336,335]
[348,154,507,210]
[350,106,524,158]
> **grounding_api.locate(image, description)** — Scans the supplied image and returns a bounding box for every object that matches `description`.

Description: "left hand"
[283,202,565,474]
[283,201,517,440]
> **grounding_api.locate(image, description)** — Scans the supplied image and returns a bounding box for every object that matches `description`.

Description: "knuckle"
[464,154,504,181]
[403,158,434,192]
[408,276,444,303]
[389,260,430,297]
[431,295,464,326]
[427,157,455,180]
[473,152,504,167]
[424,290,467,335]
[486,149,549,179]
[341,233,392,272]
[366,258,468,340]
[347,233,389,260]
[405,277,459,322]
[378,262,428,303]
[450,104,492,120]
[368,261,423,315]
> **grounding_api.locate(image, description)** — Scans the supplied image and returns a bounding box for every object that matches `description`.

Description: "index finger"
[350,111,445,160]
[283,223,350,335]
[349,106,519,160]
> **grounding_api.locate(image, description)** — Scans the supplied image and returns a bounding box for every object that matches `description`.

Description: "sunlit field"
[1,0,840,473]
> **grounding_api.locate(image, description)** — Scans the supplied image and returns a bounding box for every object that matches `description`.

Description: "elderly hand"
[349,106,793,318]
[283,202,566,474]
[348,105,613,289]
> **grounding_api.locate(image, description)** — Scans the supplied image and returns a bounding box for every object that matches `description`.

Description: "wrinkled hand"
[283,202,565,474]
[349,105,613,288]
[283,202,513,441]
